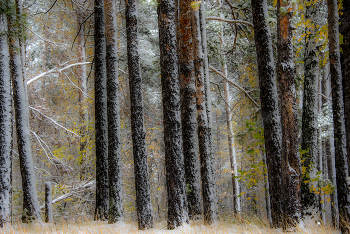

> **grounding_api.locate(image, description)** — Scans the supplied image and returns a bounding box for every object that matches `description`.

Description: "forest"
[0,0,349,233]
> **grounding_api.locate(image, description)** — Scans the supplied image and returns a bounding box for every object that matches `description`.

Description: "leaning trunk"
[157,0,189,229]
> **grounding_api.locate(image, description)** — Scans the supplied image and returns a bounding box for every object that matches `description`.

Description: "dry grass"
[0,218,339,234]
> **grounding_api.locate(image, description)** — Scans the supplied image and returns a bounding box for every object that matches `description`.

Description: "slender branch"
[71,11,94,51]
[209,65,260,108]
[62,71,93,99]
[206,17,253,27]
[319,93,332,101]
[25,26,63,47]
[45,0,58,14]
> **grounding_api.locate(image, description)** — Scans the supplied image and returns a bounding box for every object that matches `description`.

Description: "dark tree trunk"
[105,0,123,223]
[44,182,53,223]
[192,8,217,225]
[0,16,12,227]
[94,0,109,221]
[301,0,320,217]
[277,0,302,228]
[125,0,154,229]
[340,0,350,176]
[177,0,201,219]
[251,0,283,228]
[157,0,189,229]
[327,0,350,229]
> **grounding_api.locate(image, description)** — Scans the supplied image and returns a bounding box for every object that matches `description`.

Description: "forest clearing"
[1,0,350,232]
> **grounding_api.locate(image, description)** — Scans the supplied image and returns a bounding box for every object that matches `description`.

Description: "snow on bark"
[157,0,189,229]
[177,0,201,219]
[340,0,350,176]
[301,0,320,217]
[8,0,41,222]
[44,182,53,223]
[125,0,154,229]
[105,0,123,223]
[94,0,109,221]
[0,16,12,227]
[327,0,350,229]
[192,8,217,225]
[277,0,302,228]
[251,0,283,227]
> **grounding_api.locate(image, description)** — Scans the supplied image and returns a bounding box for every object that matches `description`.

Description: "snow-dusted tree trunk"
[44,182,53,223]
[250,0,283,227]
[192,8,217,225]
[327,0,350,228]
[8,0,41,223]
[277,0,302,228]
[125,0,153,229]
[340,0,350,175]
[157,0,189,229]
[0,16,12,227]
[105,0,123,223]
[94,0,109,221]
[301,0,320,217]
[177,0,201,219]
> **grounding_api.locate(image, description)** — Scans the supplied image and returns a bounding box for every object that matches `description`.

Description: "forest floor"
[0,218,339,234]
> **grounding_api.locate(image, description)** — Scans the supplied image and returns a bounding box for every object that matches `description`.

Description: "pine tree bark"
[94,0,109,221]
[177,0,201,219]
[277,0,302,228]
[105,0,123,223]
[192,7,217,224]
[251,0,283,227]
[157,0,189,229]
[0,16,12,227]
[301,0,320,217]
[327,0,350,228]
[125,0,154,229]
[44,182,53,223]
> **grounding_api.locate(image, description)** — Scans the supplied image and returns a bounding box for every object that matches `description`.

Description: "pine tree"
[0,14,12,227]
[327,0,350,229]
[105,0,123,223]
[177,0,201,219]
[157,0,189,228]
[277,0,302,228]
[125,0,154,229]
[94,0,109,221]
[251,0,283,227]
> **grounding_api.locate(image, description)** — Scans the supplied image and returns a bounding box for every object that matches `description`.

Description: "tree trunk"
[125,0,154,229]
[327,0,350,229]
[301,0,320,217]
[157,0,189,228]
[177,0,201,219]
[0,16,12,227]
[105,0,123,223]
[277,0,302,228]
[44,182,53,223]
[251,0,283,227]
[192,7,217,225]
[94,0,109,221]
[340,0,350,176]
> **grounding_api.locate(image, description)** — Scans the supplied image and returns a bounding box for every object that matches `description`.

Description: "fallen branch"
[209,65,259,108]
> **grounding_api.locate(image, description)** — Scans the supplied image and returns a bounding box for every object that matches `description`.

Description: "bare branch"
[206,17,253,27]
[319,93,332,101]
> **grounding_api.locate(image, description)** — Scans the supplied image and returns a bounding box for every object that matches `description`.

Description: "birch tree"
[105,0,123,223]
[277,0,302,228]
[94,0,109,220]
[327,0,350,229]
[250,0,283,227]
[157,0,189,228]
[0,14,12,227]
[125,0,154,229]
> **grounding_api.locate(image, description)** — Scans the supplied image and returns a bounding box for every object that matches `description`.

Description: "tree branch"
[206,17,253,27]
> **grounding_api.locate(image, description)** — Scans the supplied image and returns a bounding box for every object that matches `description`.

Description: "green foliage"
[0,0,27,41]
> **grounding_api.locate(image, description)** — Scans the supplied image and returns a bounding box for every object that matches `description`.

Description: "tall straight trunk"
[94,0,109,220]
[8,2,41,222]
[327,0,350,228]
[251,0,283,227]
[105,0,123,223]
[125,0,153,229]
[192,8,217,224]
[157,0,189,228]
[0,16,12,227]
[217,0,240,215]
[301,0,320,217]
[340,0,350,175]
[177,0,201,218]
[277,0,302,228]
